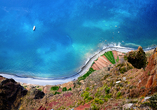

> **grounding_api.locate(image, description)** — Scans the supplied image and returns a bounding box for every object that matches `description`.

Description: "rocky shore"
[1,46,157,110]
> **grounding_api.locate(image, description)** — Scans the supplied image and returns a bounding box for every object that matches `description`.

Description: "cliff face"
[139,47,157,95]
[0,77,27,110]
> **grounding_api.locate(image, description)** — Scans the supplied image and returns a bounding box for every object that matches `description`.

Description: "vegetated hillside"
[1,46,157,110]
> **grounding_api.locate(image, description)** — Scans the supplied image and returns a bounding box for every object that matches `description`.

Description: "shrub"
[94,98,104,104]
[148,94,157,109]
[119,67,127,74]
[68,88,72,91]
[105,94,112,98]
[38,88,42,91]
[78,68,95,81]
[54,92,61,95]
[105,86,110,94]
[117,92,121,98]
[51,86,59,91]
[95,92,101,97]
[104,97,108,102]
[86,87,90,91]
[62,87,67,92]
[124,55,127,60]
[87,96,93,101]
[91,104,99,110]
[81,91,89,100]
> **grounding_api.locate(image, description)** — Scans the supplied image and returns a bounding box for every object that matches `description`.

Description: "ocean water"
[0,0,157,79]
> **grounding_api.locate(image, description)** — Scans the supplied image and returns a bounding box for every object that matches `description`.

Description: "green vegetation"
[124,55,127,60]
[81,91,93,102]
[81,91,90,99]
[105,94,112,98]
[117,91,121,98]
[149,94,157,109]
[143,94,157,109]
[38,88,42,91]
[105,86,110,94]
[104,51,115,64]
[54,92,61,95]
[94,98,104,104]
[95,58,98,61]
[62,87,67,92]
[78,68,95,81]
[91,103,100,110]
[86,87,90,91]
[51,86,59,91]
[68,88,72,91]
[119,67,127,74]
[116,56,119,62]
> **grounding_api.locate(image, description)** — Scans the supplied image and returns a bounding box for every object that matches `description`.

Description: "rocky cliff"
[0,77,27,110]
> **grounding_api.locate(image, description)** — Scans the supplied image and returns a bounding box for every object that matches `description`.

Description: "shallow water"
[0,0,157,79]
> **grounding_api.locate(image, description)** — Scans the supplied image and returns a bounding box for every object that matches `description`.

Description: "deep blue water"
[0,0,157,79]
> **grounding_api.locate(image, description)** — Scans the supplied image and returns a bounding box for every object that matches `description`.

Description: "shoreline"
[0,44,155,85]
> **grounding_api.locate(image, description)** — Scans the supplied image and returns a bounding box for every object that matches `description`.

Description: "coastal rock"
[0,78,27,110]
[34,89,45,99]
[125,46,147,69]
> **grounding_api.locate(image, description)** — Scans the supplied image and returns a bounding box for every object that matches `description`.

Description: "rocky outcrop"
[0,78,27,110]
[34,89,45,99]
[125,46,147,69]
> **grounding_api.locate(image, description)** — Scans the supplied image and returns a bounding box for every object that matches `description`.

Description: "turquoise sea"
[0,0,157,79]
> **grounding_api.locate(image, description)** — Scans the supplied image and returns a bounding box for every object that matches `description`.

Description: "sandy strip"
[0,45,150,86]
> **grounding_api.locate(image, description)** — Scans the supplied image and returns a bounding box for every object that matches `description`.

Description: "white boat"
[33,26,36,31]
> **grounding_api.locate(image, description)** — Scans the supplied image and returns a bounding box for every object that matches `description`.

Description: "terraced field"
[92,50,125,70]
